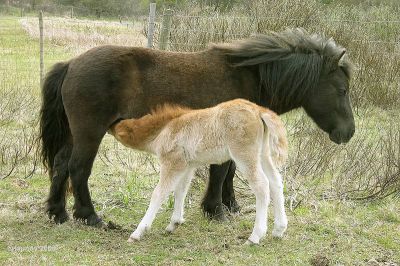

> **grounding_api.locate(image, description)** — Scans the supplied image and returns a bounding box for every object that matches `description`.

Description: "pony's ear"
[336,49,346,64]
[324,48,347,73]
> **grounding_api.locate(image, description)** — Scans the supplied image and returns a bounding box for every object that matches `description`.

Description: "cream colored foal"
[109,99,288,244]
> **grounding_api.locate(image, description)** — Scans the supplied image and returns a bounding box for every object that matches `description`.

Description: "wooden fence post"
[39,11,44,87]
[159,9,173,50]
[70,6,74,18]
[147,3,156,48]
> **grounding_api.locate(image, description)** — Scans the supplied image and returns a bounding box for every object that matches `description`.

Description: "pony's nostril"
[348,128,355,140]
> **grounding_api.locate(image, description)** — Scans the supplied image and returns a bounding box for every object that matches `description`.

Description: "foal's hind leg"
[47,142,72,224]
[243,164,270,245]
[166,169,195,233]
[261,156,287,238]
[234,160,270,244]
[68,132,105,226]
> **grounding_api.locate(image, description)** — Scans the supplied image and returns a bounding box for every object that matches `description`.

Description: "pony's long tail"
[260,111,288,168]
[39,62,70,178]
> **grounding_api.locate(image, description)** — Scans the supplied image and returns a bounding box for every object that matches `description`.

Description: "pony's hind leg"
[68,132,104,226]
[166,169,195,233]
[129,164,186,242]
[46,142,72,224]
[222,161,240,213]
[261,155,287,238]
[201,162,230,221]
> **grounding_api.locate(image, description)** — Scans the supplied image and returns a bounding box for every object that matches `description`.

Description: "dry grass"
[20,16,147,56]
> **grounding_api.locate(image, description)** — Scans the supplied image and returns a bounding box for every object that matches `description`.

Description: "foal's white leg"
[239,163,270,245]
[261,156,287,238]
[128,166,183,242]
[166,169,195,233]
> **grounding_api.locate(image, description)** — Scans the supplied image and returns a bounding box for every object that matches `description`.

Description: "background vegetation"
[0,0,399,264]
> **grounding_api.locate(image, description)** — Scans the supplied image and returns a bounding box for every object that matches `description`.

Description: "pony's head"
[213,28,355,144]
[301,38,355,144]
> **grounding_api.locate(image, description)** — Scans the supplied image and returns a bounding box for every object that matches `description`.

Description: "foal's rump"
[259,110,288,168]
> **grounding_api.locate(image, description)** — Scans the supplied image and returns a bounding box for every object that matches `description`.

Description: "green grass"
[0,171,399,265]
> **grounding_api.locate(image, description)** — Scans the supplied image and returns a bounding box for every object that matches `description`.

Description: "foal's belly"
[188,147,231,167]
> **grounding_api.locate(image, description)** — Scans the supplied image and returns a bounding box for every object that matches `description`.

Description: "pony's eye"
[338,89,347,96]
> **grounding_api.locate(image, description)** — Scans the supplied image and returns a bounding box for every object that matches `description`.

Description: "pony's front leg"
[166,169,195,233]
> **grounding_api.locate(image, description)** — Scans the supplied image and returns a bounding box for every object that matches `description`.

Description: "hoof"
[223,199,240,214]
[128,230,143,242]
[46,204,69,224]
[204,210,228,222]
[86,214,105,227]
[165,224,176,233]
[166,219,184,233]
[201,201,227,221]
[73,209,104,227]
[127,237,139,243]
[244,239,259,246]
[272,226,286,238]
[48,210,69,224]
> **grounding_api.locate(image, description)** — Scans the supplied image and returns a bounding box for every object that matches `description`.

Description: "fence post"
[39,11,44,87]
[70,6,74,18]
[159,9,173,50]
[20,7,24,17]
[147,3,156,48]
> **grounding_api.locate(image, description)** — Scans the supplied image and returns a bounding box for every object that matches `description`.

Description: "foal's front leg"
[166,169,195,233]
[129,166,184,242]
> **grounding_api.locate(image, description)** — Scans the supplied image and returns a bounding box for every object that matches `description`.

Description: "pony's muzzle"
[329,124,355,144]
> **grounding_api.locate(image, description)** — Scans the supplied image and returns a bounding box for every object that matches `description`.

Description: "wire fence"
[1,5,400,91]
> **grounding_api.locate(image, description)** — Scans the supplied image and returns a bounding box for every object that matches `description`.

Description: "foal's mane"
[147,104,191,126]
[211,28,353,107]
[112,104,191,148]
[131,104,191,135]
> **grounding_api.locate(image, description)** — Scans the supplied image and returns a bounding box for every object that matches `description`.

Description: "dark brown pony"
[40,28,355,225]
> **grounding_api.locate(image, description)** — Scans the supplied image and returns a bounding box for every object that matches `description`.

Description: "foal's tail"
[260,111,288,168]
[39,62,70,178]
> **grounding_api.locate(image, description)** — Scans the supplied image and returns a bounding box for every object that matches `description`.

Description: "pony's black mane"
[211,28,353,110]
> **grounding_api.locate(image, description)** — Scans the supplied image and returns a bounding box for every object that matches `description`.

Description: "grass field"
[0,171,399,265]
[0,4,399,265]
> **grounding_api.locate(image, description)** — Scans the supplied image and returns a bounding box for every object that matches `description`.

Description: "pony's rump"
[39,61,70,177]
